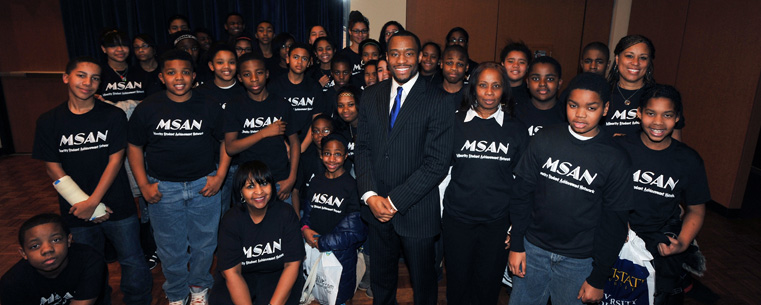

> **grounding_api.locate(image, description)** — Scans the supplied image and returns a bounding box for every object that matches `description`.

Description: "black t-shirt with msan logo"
[604,85,686,136]
[444,110,529,223]
[304,172,360,235]
[33,101,135,228]
[267,74,327,141]
[97,64,146,102]
[513,124,633,257]
[224,93,297,181]
[217,201,305,274]
[616,133,711,233]
[338,47,364,88]
[514,99,566,137]
[127,91,224,182]
[307,66,334,93]
[0,243,109,305]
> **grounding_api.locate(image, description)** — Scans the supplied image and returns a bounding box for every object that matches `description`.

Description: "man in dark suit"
[356,31,454,305]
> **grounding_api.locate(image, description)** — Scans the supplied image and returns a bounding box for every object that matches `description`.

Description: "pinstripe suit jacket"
[356,76,454,238]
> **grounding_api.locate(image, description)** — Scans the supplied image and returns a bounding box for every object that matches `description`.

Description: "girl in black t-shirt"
[420,42,442,84]
[443,62,528,305]
[97,29,146,108]
[619,85,709,305]
[335,86,360,174]
[499,41,532,107]
[292,115,333,212]
[308,37,336,92]
[301,134,366,305]
[132,34,163,97]
[210,161,305,305]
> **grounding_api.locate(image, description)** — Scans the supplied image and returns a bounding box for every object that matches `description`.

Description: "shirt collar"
[390,72,420,100]
[464,105,504,126]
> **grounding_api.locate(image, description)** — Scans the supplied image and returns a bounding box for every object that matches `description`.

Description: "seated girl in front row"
[301,134,367,305]
[210,161,305,305]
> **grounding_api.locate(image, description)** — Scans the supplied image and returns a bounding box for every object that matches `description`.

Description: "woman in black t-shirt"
[210,161,305,305]
[607,35,684,139]
[443,63,528,305]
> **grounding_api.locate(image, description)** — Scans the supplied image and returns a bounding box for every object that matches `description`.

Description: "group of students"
[0,9,711,305]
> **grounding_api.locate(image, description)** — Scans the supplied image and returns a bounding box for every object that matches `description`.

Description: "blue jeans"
[220,164,237,219]
[509,238,593,305]
[147,173,221,302]
[70,215,152,305]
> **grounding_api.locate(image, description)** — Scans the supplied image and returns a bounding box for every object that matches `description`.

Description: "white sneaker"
[168,296,188,305]
[189,287,209,305]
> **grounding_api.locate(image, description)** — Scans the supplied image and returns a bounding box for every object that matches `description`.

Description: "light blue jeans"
[509,238,594,305]
[147,172,220,302]
[70,214,152,304]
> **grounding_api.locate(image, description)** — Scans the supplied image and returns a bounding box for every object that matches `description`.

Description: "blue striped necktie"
[389,86,403,133]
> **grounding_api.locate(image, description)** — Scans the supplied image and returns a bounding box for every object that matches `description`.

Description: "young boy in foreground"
[508,72,633,305]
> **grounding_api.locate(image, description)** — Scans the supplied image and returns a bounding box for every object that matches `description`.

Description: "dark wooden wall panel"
[671,0,761,209]
[495,0,587,88]
[4,77,68,153]
[580,0,614,64]
[628,0,689,86]
[0,0,69,72]
[406,0,501,63]
[1,0,69,153]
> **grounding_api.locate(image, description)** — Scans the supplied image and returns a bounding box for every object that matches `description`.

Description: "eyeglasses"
[449,38,467,44]
[384,30,399,37]
[351,29,369,34]
[281,44,293,50]
[235,47,253,53]
[312,128,332,135]
[133,44,151,50]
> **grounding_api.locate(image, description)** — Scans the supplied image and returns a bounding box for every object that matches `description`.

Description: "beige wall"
[350,0,407,42]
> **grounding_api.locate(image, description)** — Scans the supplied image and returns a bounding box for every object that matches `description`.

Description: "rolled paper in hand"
[53,175,108,220]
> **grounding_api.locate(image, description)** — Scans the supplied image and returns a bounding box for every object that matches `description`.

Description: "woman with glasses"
[340,11,369,88]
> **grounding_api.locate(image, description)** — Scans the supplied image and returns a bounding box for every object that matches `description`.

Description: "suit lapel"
[377,81,392,143]
[388,77,426,142]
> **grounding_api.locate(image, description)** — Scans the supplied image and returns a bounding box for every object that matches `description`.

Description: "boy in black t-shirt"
[195,44,245,218]
[439,45,469,111]
[508,73,632,305]
[32,57,152,304]
[225,53,300,214]
[128,50,230,304]
[268,42,326,153]
[517,56,567,137]
[1,214,109,305]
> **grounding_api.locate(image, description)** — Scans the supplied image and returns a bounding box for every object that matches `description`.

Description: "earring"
[240,193,245,203]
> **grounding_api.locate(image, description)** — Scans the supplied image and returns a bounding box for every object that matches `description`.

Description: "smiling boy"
[128,50,229,305]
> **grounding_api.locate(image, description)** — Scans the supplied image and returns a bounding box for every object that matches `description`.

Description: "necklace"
[113,66,128,82]
[617,84,642,106]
